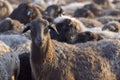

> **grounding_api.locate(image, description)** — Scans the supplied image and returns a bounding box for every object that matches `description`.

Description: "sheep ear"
[22,23,31,33]
[48,24,59,34]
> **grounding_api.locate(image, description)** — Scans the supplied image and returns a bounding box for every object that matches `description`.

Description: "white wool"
[62,2,91,11]
[86,27,102,32]
[94,31,120,39]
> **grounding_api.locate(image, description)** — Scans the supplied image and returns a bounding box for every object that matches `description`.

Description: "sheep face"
[102,22,120,32]
[55,19,79,43]
[23,18,58,46]
[9,3,41,24]
[44,5,64,18]
[9,3,32,24]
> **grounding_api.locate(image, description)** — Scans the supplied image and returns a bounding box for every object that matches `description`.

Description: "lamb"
[102,21,120,32]
[9,2,45,24]
[22,17,117,80]
[0,18,24,33]
[73,8,95,18]
[0,0,13,21]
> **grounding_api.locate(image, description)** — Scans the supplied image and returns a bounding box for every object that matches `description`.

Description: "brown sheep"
[73,8,95,18]
[22,18,116,80]
[102,21,120,32]
[43,4,64,23]
[0,18,24,33]
[0,0,13,21]
[9,2,45,24]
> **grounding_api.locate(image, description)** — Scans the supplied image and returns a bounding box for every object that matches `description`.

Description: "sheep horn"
[48,24,59,34]
[22,23,31,33]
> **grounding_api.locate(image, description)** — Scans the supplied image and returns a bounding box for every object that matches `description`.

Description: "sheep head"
[9,3,43,24]
[22,18,58,46]
[44,5,64,18]
[102,21,120,32]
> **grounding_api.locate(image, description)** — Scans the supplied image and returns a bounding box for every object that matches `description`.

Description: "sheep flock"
[0,0,120,80]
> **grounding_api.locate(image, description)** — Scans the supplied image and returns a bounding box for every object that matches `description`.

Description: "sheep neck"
[31,36,57,66]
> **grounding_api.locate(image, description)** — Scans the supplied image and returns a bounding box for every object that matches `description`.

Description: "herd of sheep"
[0,0,120,80]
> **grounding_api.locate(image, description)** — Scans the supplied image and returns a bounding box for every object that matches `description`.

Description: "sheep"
[78,18,103,28]
[0,34,30,50]
[73,8,95,18]
[93,0,115,9]
[22,17,117,80]
[43,4,64,22]
[0,18,24,33]
[75,39,120,79]
[102,21,120,32]
[0,50,20,80]
[102,9,120,17]
[61,2,91,15]
[9,2,45,24]
[0,0,13,21]
[52,15,86,42]
[96,16,119,24]
[83,3,103,17]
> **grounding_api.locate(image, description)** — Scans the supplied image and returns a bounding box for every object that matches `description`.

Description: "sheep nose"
[35,37,43,45]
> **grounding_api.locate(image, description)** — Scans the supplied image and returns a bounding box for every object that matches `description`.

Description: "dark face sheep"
[22,18,58,80]
[102,21,120,32]
[73,8,95,18]
[51,18,81,42]
[0,18,24,33]
[43,5,64,22]
[9,3,44,24]
[23,18,58,46]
